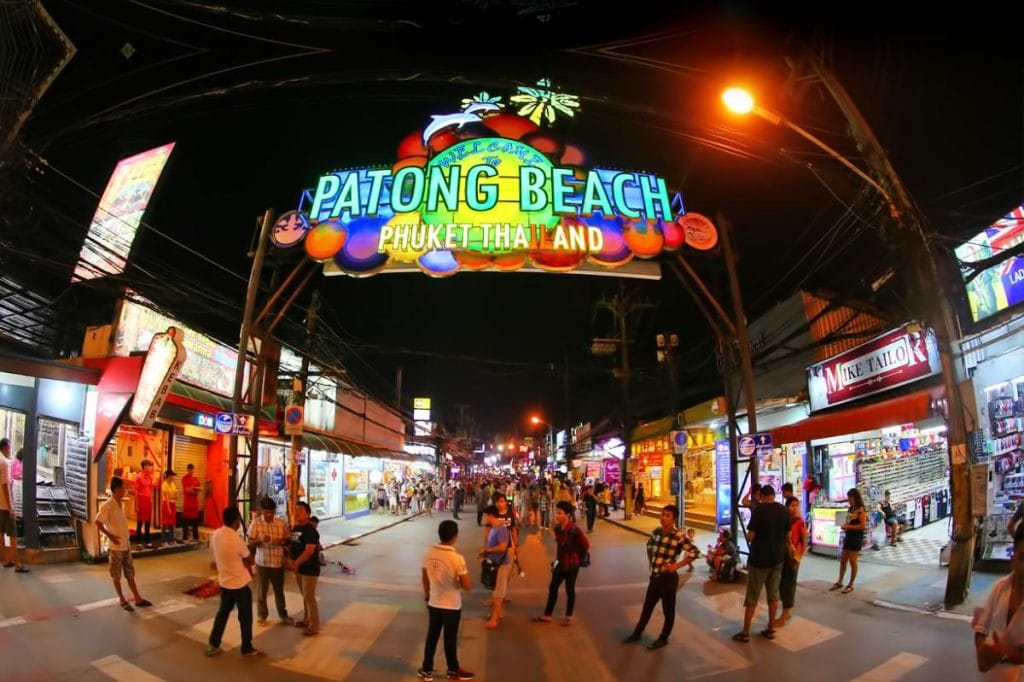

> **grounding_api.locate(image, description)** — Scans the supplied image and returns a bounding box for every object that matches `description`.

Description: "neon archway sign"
[277,89,718,278]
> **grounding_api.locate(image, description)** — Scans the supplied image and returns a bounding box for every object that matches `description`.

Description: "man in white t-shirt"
[418,520,473,681]
[95,476,151,610]
[206,506,261,657]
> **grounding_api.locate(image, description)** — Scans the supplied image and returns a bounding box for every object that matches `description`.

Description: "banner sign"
[283,88,718,278]
[955,203,1024,323]
[807,325,941,412]
[129,327,186,427]
[714,440,732,528]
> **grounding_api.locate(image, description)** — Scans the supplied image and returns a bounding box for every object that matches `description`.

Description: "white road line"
[140,600,195,620]
[535,609,617,682]
[772,615,842,652]
[848,652,928,682]
[0,616,27,629]
[76,597,122,613]
[39,573,74,584]
[91,655,166,682]
[181,616,242,651]
[271,601,400,680]
[622,604,751,680]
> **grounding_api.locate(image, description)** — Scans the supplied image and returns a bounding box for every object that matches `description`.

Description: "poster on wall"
[956,203,1024,323]
[806,325,941,412]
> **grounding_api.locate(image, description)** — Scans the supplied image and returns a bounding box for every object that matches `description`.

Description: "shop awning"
[631,416,674,442]
[167,381,276,421]
[770,388,939,445]
[301,431,417,461]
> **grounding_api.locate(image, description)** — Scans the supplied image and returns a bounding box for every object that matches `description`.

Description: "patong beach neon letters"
[290,89,705,277]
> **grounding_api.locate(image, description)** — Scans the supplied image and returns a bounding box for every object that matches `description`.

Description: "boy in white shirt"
[418,520,473,681]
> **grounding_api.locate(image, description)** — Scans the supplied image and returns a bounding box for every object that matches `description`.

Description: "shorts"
[491,564,512,600]
[0,509,15,536]
[108,549,136,581]
[744,563,782,607]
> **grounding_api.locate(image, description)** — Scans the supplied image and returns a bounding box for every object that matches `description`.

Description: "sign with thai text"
[807,325,940,412]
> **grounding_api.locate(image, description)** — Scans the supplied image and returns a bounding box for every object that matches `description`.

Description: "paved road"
[0,511,979,681]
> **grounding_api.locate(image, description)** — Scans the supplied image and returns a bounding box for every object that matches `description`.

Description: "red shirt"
[789,516,807,558]
[181,474,201,519]
[554,522,589,570]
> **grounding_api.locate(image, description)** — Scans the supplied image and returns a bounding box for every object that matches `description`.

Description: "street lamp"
[529,415,554,463]
[721,86,897,216]
[721,76,971,606]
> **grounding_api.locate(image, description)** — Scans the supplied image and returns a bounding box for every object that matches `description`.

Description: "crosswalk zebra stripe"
[91,655,166,682]
[271,601,400,680]
[848,652,928,682]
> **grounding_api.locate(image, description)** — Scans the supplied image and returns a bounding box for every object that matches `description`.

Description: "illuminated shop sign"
[955,202,1024,323]
[115,299,246,398]
[283,88,717,277]
[806,325,941,412]
[129,327,186,427]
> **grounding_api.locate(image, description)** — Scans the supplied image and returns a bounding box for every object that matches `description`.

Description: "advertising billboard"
[73,143,175,281]
[807,325,941,412]
[114,299,245,397]
[955,203,1024,323]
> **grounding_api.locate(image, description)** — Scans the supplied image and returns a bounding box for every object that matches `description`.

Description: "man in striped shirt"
[247,497,293,626]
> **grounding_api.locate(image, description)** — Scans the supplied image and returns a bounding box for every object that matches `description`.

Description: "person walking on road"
[733,484,790,643]
[287,500,321,636]
[247,496,293,626]
[418,520,475,681]
[453,485,464,520]
[533,500,589,626]
[479,505,512,629]
[831,487,867,594]
[777,495,807,628]
[95,476,151,610]
[623,504,690,650]
[582,486,598,534]
[207,505,261,657]
[475,483,489,526]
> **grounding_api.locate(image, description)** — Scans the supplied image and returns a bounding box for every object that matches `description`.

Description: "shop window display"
[978,378,1024,561]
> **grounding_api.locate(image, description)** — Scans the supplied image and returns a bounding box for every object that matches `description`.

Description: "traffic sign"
[753,432,773,458]
[284,405,304,436]
[215,412,253,436]
[671,430,688,455]
[738,435,756,457]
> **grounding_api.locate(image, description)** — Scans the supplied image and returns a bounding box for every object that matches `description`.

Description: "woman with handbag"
[533,501,590,626]
[478,505,511,630]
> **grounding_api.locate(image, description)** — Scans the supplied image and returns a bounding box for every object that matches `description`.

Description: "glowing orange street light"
[530,415,543,425]
[721,85,894,209]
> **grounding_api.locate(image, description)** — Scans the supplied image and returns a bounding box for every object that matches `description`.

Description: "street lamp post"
[723,75,973,606]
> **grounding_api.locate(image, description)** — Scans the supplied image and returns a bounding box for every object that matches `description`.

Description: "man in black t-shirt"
[733,485,789,643]
[287,501,321,637]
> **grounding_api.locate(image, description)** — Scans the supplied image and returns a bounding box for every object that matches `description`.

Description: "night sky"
[4,3,1021,440]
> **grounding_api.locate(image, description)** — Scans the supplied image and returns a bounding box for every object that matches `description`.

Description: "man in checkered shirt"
[623,504,693,650]
[247,497,293,626]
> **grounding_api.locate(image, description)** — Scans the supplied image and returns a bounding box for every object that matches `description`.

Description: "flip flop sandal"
[531,616,552,623]
[120,602,135,611]
[829,583,843,591]
[3,562,13,568]
[134,599,153,607]
[302,629,318,637]
[731,632,750,643]
[14,567,29,573]
[560,618,574,627]
[760,629,776,639]
[842,586,855,594]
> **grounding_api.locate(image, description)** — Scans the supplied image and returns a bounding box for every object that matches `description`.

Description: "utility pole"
[288,290,319,523]
[657,333,683,525]
[229,209,273,511]
[811,60,973,607]
[596,282,654,520]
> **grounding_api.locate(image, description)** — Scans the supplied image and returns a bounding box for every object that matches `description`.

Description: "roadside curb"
[322,511,426,551]
[871,599,973,623]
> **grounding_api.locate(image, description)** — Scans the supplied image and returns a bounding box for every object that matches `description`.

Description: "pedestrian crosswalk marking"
[535,610,618,682]
[180,615,242,651]
[140,600,195,620]
[771,615,841,652]
[76,597,121,613]
[848,652,927,682]
[91,655,166,682]
[0,616,26,629]
[623,604,751,679]
[271,601,400,679]
[39,573,74,584]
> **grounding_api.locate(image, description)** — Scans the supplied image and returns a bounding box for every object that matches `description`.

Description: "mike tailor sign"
[807,324,940,412]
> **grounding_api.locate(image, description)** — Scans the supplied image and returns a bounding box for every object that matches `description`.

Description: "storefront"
[772,324,949,556]
[630,417,674,504]
[959,311,1024,564]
